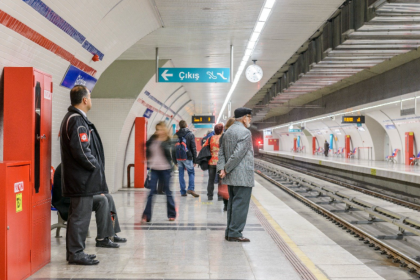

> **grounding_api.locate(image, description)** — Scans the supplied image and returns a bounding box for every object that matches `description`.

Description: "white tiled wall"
[114,61,195,191]
[87,98,135,191]
[0,0,159,167]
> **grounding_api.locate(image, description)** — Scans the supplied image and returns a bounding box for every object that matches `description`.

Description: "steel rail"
[261,154,420,211]
[257,160,420,238]
[254,159,420,274]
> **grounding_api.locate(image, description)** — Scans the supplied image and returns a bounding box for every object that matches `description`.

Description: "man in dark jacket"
[174,120,199,197]
[324,140,330,157]
[60,85,107,265]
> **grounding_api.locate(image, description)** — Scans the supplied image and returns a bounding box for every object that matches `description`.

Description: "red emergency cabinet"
[0,161,31,280]
[3,67,52,274]
[268,139,279,151]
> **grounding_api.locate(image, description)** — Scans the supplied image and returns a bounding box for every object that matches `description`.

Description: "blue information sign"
[61,65,97,91]
[158,68,230,83]
[288,129,301,133]
[143,108,153,119]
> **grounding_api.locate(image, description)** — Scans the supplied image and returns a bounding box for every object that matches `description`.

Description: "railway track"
[255,158,420,276]
[261,154,420,212]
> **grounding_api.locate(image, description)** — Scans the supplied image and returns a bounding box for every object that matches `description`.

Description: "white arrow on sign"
[161,69,173,81]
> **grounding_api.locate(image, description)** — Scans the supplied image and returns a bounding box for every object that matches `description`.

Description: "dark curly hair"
[214,123,224,135]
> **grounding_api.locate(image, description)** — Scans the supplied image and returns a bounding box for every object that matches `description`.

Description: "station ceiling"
[117,0,344,119]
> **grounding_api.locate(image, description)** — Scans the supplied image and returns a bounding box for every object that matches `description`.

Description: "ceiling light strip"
[264,96,418,131]
[216,0,276,123]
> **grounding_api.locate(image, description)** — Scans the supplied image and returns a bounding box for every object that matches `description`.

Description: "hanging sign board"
[342,116,365,124]
[61,65,97,91]
[192,115,215,124]
[159,68,230,83]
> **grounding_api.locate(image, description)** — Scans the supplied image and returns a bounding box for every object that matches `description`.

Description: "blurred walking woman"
[204,123,224,200]
[142,121,176,222]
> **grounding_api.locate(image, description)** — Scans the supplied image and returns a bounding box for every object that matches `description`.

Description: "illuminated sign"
[192,115,215,124]
[342,116,365,124]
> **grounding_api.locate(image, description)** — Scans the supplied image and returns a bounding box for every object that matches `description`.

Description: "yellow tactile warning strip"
[251,196,329,280]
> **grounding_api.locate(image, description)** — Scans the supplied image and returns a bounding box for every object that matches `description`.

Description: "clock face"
[246,64,263,83]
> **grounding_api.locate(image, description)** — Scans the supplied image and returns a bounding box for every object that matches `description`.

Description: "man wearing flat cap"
[217,107,254,242]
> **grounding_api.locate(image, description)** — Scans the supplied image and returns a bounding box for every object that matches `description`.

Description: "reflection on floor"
[29,170,303,280]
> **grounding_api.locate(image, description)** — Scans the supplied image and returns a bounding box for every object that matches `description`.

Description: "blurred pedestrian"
[218,118,236,211]
[324,140,330,157]
[218,108,254,242]
[174,120,199,197]
[202,129,214,146]
[142,121,176,222]
[203,123,224,200]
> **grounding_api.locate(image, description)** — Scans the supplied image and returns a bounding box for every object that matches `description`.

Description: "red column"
[134,117,147,188]
[405,132,414,165]
[345,135,351,158]
[312,137,316,155]
[293,138,297,152]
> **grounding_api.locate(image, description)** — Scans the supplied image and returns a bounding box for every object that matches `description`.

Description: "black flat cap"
[234,107,252,119]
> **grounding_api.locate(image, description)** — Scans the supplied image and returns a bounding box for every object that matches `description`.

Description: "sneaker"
[187,190,199,197]
[181,194,187,197]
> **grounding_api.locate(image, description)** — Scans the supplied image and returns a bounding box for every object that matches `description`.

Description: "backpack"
[175,135,189,161]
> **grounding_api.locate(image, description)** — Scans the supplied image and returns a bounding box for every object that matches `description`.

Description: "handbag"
[197,137,212,171]
[218,180,229,200]
[144,171,151,189]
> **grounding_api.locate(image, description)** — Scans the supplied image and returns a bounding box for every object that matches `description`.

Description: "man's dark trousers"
[93,194,121,238]
[225,186,252,238]
[66,196,93,260]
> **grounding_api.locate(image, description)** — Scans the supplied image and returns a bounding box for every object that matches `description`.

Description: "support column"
[405,132,414,165]
[312,137,316,155]
[345,135,351,158]
[135,117,148,188]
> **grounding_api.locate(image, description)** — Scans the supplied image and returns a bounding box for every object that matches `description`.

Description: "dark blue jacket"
[175,128,197,163]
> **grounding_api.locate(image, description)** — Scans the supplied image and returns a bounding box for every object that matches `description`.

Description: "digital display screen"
[342,116,365,124]
[192,115,215,124]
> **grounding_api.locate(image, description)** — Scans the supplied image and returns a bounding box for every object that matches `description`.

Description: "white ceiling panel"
[118,0,344,119]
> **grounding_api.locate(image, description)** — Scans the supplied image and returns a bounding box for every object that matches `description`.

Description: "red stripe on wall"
[0,9,97,76]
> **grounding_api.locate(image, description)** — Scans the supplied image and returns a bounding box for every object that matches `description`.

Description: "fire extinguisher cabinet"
[0,161,31,280]
[3,67,52,274]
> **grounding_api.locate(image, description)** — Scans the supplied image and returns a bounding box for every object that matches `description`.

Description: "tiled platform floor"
[28,168,389,280]
[29,170,303,280]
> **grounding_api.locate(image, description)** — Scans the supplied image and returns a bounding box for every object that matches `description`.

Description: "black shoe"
[87,254,96,259]
[96,237,120,248]
[68,255,100,265]
[228,236,250,242]
[223,205,227,211]
[208,196,213,201]
[225,236,228,241]
[181,194,187,197]
[113,235,127,243]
